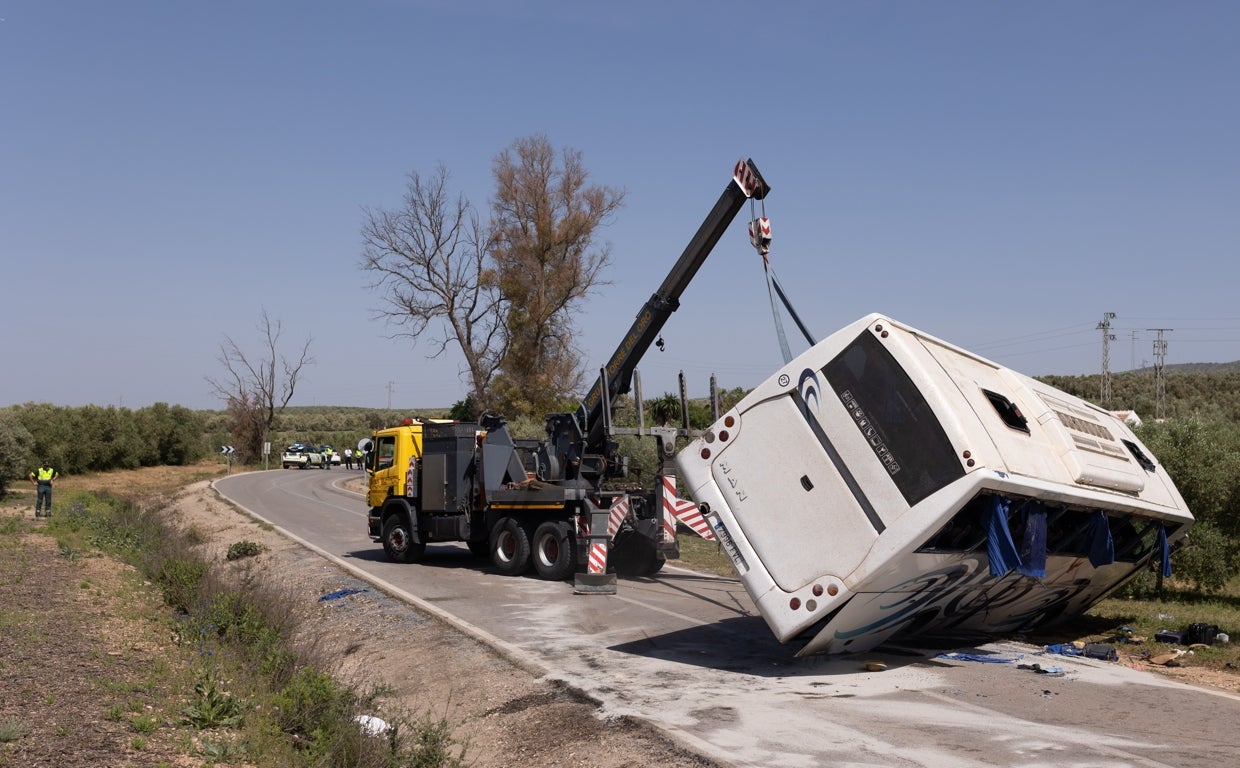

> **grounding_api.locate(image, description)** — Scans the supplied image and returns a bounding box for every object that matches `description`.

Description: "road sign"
[220,445,236,455]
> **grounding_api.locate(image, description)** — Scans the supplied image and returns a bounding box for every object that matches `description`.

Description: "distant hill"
[1037,365,1240,423]
[1156,361,1240,375]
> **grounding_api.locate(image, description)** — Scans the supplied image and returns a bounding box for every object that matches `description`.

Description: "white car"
[319,445,343,466]
[281,445,326,469]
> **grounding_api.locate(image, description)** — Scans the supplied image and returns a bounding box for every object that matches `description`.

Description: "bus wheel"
[490,517,531,576]
[532,521,578,581]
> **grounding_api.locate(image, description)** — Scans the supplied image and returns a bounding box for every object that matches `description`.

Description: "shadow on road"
[607,616,1009,678]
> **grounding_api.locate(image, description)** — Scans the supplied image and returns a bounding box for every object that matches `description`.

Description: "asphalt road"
[215,468,1240,768]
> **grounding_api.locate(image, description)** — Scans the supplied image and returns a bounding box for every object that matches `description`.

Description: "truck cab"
[363,419,431,511]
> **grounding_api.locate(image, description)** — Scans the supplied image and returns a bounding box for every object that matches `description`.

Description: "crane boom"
[576,158,770,455]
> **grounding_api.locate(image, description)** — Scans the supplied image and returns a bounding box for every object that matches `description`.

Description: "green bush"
[1171,520,1240,594]
[158,556,210,614]
[226,540,264,561]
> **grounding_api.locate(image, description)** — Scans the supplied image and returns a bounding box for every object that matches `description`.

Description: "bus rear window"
[826,330,964,506]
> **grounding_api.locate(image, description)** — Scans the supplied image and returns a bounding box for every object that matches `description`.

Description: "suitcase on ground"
[1187,623,1218,645]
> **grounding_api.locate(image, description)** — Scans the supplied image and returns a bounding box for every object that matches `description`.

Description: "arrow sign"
[220,445,235,455]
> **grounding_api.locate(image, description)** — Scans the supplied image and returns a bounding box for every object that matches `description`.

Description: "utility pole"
[1097,312,1116,404]
[1129,330,1140,370]
[1148,328,1172,420]
[387,381,394,410]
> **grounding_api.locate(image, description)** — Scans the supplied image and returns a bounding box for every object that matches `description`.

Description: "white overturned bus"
[676,313,1193,655]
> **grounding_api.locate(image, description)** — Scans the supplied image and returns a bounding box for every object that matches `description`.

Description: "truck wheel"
[382,514,425,564]
[490,517,531,576]
[532,521,578,581]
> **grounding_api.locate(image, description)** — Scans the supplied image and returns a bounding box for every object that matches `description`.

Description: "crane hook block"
[749,217,772,255]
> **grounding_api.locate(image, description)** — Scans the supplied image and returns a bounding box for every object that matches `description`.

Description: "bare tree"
[360,165,505,411]
[488,135,625,417]
[206,309,314,462]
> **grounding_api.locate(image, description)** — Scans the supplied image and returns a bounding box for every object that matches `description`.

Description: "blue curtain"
[1087,511,1115,568]
[1157,524,1172,577]
[1016,501,1048,579]
[987,496,1020,577]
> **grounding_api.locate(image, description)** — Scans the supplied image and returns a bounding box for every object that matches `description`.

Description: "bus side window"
[983,389,1030,434]
[918,494,991,552]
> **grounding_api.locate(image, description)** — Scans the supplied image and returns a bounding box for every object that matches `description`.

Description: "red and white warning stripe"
[733,158,760,198]
[405,456,417,497]
[662,476,714,540]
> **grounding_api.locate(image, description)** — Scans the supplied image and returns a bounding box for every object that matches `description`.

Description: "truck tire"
[532,520,578,581]
[382,513,425,564]
[490,517,531,576]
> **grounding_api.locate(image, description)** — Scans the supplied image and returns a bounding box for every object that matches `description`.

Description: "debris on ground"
[320,587,369,601]
[1018,663,1066,677]
[936,652,1022,663]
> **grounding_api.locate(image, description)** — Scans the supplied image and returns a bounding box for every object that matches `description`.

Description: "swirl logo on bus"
[788,368,820,414]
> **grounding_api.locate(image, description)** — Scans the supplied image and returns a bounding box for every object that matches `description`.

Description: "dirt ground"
[0,465,720,768]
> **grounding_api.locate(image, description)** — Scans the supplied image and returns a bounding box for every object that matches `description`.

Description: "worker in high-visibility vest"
[29,461,59,518]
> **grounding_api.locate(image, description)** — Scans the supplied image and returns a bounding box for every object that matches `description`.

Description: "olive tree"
[0,408,35,498]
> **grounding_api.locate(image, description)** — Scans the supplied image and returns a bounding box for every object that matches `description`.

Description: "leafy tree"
[0,408,35,498]
[647,394,681,427]
[361,136,622,421]
[1136,417,1240,591]
[360,165,504,412]
[138,403,207,465]
[1137,418,1240,534]
[449,395,476,422]
[1171,520,1240,595]
[206,309,313,463]
[13,403,73,473]
[488,135,624,418]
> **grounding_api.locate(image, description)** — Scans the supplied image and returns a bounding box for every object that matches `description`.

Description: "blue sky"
[3,1,1238,412]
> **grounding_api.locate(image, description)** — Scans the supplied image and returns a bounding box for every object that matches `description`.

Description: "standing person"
[344,447,353,470]
[29,461,58,517]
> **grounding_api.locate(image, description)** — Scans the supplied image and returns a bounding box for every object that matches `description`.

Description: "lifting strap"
[748,199,817,364]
